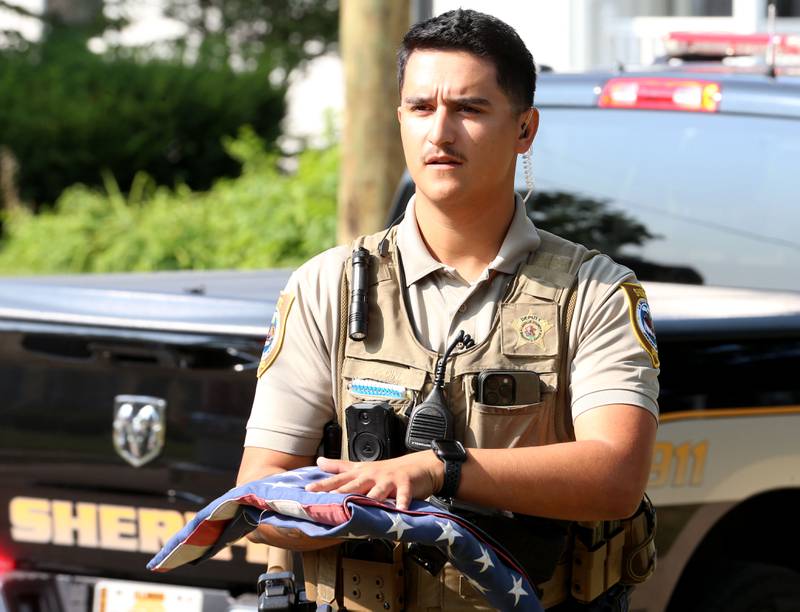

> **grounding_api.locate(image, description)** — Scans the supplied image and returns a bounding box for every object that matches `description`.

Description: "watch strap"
[439,458,462,499]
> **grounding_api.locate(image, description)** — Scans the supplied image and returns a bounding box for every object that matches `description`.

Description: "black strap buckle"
[257,570,315,611]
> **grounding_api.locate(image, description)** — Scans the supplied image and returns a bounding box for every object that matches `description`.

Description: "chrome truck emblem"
[113,395,166,467]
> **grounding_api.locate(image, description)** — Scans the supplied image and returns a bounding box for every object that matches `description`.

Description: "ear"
[515,107,539,154]
[397,105,403,123]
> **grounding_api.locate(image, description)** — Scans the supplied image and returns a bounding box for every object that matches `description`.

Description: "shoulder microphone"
[405,330,475,452]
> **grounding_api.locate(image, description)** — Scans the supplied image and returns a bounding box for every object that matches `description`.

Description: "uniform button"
[458,304,467,313]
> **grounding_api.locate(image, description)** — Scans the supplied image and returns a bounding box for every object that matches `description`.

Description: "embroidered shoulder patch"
[620,282,659,369]
[257,292,295,378]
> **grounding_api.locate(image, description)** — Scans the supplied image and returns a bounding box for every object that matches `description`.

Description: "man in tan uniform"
[238,9,658,610]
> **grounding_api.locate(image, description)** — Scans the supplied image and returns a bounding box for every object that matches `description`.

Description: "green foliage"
[162,0,339,76]
[0,128,338,273]
[0,0,339,207]
[0,36,285,207]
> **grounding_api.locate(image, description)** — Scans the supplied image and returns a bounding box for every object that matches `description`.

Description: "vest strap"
[302,550,318,603]
[336,250,350,459]
[317,546,339,604]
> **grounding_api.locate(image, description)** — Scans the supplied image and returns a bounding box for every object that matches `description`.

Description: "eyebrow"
[402,96,492,107]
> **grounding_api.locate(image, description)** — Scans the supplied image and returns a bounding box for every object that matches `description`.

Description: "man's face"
[397,50,536,207]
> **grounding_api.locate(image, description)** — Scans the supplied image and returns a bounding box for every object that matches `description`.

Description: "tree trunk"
[44,0,103,26]
[0,147,21,213]
[338,0,410,244]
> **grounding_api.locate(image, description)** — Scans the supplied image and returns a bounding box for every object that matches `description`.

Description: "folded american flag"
[147,466,542,611]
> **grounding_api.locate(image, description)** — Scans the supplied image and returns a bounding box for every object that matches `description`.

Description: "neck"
[414,190,516,283]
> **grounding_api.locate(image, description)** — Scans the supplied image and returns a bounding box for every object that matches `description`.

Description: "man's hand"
[306,450,445,510]
[246,523,340,552]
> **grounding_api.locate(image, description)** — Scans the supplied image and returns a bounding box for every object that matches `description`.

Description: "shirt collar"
[395,194,541,287]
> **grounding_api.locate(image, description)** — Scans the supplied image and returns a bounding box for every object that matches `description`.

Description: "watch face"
[432,439,466,461]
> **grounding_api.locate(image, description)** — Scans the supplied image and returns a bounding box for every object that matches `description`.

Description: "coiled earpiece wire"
[522,146,534,204]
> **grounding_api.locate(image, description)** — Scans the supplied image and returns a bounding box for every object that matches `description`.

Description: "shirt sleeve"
[243,246,348,455]
[568,254,660,422]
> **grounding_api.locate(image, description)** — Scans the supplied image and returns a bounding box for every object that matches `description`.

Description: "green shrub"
[0,128,338,273]
[0,38,285,207]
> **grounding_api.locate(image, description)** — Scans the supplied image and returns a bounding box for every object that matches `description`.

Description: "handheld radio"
[405,330,474,451]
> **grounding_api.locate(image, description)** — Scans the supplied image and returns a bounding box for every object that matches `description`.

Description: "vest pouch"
[538,543,571,609]
[341,541,404,611]
[620,494,657,585]
[571,538,608,603]
[465,372,560,449]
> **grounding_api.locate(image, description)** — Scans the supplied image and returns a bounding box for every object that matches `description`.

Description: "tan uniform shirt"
[245,196,659,455]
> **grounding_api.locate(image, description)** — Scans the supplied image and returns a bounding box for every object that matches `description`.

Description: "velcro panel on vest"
[347,230,397,290]
[343,252,392,287]
[342,358,428,392]
[516,232,589,298]
[518,280,561,301]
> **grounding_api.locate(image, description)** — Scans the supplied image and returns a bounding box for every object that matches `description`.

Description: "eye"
[410,103,433,112]
[458,105,480,114]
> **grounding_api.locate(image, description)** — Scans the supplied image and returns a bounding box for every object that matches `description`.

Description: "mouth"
[424,155,464,167]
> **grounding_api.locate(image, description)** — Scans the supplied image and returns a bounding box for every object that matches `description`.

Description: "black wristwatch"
[431,439,467,499]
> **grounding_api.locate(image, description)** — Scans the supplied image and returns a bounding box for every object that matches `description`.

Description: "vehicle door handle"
[90,342,180,367]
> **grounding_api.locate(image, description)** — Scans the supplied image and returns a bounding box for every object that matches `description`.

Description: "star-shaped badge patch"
[512,309,554,349]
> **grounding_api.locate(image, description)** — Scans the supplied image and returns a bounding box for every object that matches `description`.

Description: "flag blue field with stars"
[147,466,542,611]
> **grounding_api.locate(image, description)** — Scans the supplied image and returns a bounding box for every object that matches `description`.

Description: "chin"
[415,179,470,206]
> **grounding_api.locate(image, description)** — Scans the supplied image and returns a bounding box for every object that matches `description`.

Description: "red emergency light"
[598,77,722,113]
[666,31,800,57]
[0,551,14,574]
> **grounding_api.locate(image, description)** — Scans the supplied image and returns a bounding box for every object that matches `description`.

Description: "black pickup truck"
[2,48,800,612]
[0,270,291,611]
[3,269,800,612]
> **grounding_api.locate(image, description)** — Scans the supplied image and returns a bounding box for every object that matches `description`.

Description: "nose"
[427,105,455,147]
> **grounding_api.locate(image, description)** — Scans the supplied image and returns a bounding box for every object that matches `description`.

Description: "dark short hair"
[397,9,536,113]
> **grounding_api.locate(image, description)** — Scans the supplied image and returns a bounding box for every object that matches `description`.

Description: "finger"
[334,476,374,495]
[306,471,355,492]
[366,480,395,502]
[316,456,353,474]
[395,482,411,511]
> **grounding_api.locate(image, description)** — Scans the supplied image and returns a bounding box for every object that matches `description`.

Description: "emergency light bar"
[598,77,721,113]
[666,31,800,58]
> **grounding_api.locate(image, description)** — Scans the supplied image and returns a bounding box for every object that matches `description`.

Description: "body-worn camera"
[475,370,541,406]
[345,402,405,462]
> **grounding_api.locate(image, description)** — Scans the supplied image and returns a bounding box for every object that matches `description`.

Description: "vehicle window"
[520,108,800,291]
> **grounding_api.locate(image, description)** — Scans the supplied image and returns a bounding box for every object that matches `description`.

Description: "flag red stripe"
[184,519,229,546]
[304,503,350,525]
